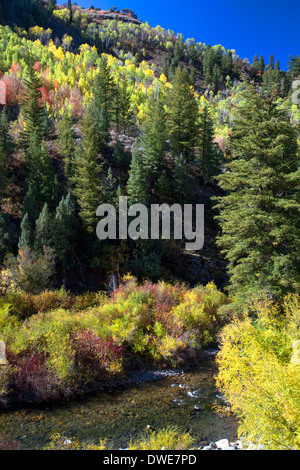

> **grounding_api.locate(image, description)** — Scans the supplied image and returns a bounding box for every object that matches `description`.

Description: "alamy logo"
[96,197,204,251]
[291,80,300,105]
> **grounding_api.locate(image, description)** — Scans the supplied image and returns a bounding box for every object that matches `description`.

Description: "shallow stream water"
[0,355,238,450]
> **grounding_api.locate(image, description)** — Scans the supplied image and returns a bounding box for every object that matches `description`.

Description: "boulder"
[215,439,230,449]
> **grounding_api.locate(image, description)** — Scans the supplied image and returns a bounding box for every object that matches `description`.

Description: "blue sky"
[71,0,299,70]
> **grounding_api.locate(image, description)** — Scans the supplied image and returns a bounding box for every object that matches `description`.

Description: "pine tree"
[222,50,233,77]
[20,64,49,147]
[140,93,167,177]
[212,64,221,92]
[93,56,116,142]
[268,54,274,70]
[127,147,149,205]
[156,170,171,202]
[167,66,199,161]
[172,153,191,203]
[252,54,259,76]
[198,101,221,181]
[54,192,77,271]
[18,212,33,251]
[258,55,265,76]
[34,203,54,253]
[57,111,75,181]
[71,106,104,233]
[112,141,131,169]
[104,167,117,204]
[114,76,133,134]
[214,81,300,300]
[25,132,58,212]
[68,0,72,23]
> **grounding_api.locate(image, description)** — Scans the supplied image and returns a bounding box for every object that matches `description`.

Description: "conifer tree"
[172,153,191,203]
[268,54,274,70]
[140,93,167,177]
[34,203,54,254]
[127,148,148,205]
[114,76,133,134]
[57,111,75,181]
[54,192,77,271]
[156,170,171,202]
[25,132,58,212]
[258,55,265,76]
[20,64,49,147]
[198,101,221,181]
[68,0,72,23]
[71,105,104,233]
[252,54,259,76]
[214,81,300,300]
[92,56,116,142]
[18,212,33,251]
[103,167,117,205]
[167,66,199,161]
[112,141,131,169]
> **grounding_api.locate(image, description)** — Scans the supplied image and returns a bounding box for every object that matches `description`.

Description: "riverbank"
[0,279,230,408]
[0,354,238,450]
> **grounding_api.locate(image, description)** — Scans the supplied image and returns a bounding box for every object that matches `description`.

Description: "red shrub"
[71,329,123,378]
[7,351,60,403]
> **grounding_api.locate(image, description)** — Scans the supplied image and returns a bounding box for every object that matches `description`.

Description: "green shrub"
[129,427,194,450]
[217,294,300,450]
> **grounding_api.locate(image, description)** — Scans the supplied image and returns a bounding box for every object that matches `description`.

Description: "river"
[0,354,238,450]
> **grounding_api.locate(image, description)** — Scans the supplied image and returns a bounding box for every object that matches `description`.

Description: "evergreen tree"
[93,56,116,142]
[212,64,221,92]
[172,153,191,203]
[54,192,77,272]
[113,76,133,134]
[104,167,117,204]
[57,111,75,181]
[34,203,54,253]
[198,101,221,181]
[258,55,265,76]
[268,54,274,70]
[140,93,167,177]
[222,50,233,77]
[23,183,40,228]
[156,170,171,202]
[20,64,49,147]
[18,212,33,251]
[68,0,72,23]
[252,54,259,76]
[173,36,184,66]
[25,132,58,212]
[214,81,300,300]
[71,106,104,233]
[167,66,199,161]
[112,141,131,170]
[127,147,148,205]
[287,55,300,78]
